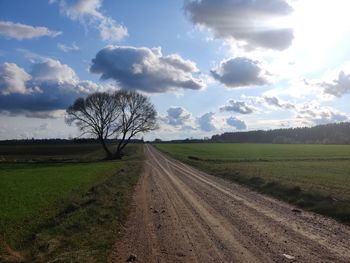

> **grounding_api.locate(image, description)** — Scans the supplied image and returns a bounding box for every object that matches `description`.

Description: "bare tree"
[66,91,157,159]
[113,90,157,159]
[66,92,120,158]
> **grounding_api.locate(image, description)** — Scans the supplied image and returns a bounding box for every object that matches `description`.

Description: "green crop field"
[0,143,143,262]
[155,143,350,223]
[156,143,350,161]
[0,161,119,247]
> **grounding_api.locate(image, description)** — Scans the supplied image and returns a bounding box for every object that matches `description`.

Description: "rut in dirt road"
[110,144,350,263]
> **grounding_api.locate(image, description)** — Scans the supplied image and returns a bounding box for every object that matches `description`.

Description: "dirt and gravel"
[110,144,350,263]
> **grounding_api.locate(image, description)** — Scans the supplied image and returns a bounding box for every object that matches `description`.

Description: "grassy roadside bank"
[155,143,350,224]
[0,144,144,262]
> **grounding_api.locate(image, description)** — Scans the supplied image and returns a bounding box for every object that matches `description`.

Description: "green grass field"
[157,143,350,161]
[0,143,143,262]
[155,143,350,223]
[0,161,119,247]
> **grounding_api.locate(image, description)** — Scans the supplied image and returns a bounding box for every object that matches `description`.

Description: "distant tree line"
[211,122,350,144]
[153,138,206,144]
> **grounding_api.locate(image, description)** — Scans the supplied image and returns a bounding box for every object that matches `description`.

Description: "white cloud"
[320,71,350,98]
[30,58,78,85]
[197,112,216,132]
[297,103,348,125]
[57,42,80,52]
[56,0,104,19]
[220,100,255,114]
[0,21,61,40]
[211,57,269,88]
[0,63,35,95]
[242,95,348,126]
[226,116,247,130]
[263,96,295,109]
[162,107,194,127]
[90,45,205,93]
[98,17,128,42]
[52,0,128,42]
[242,94,296,110]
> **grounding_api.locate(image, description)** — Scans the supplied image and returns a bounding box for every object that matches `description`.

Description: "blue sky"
[1,0,350,140]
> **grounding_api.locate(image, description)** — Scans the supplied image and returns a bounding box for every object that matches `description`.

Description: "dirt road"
[110,145,350,262]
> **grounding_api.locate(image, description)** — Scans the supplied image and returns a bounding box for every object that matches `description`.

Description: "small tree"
[66,90,157,159]
[66,92,120,158]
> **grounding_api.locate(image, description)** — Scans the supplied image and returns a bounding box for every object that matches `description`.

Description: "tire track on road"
[111,145,350,263]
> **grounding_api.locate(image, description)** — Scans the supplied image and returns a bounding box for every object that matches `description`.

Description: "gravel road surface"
[110,145,350,262]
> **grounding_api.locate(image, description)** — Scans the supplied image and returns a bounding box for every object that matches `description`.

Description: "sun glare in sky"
[292,0,350,46]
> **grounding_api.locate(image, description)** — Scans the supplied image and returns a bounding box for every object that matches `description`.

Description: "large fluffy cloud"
[0,59,112,116]
[51,0,127,42]
[220,100,255,114]
[185,0,294,50]
[90,45,205,93]
[0,21,61,40]
[211,57,269,88]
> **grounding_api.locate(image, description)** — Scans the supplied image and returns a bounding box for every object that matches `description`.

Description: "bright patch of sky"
[0,0,350,140]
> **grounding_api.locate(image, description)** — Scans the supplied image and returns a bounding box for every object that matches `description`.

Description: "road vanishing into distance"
[111,145,350,263]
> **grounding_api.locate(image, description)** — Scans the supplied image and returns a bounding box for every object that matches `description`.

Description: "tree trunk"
[113,141,124,159]
[113,150,123,160]
[113,133,134,159]
[113,132,127,159]
[99,137,112,159]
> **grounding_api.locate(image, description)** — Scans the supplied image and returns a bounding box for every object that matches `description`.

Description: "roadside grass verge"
[155,143,350,224]
[0,144,144,262]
